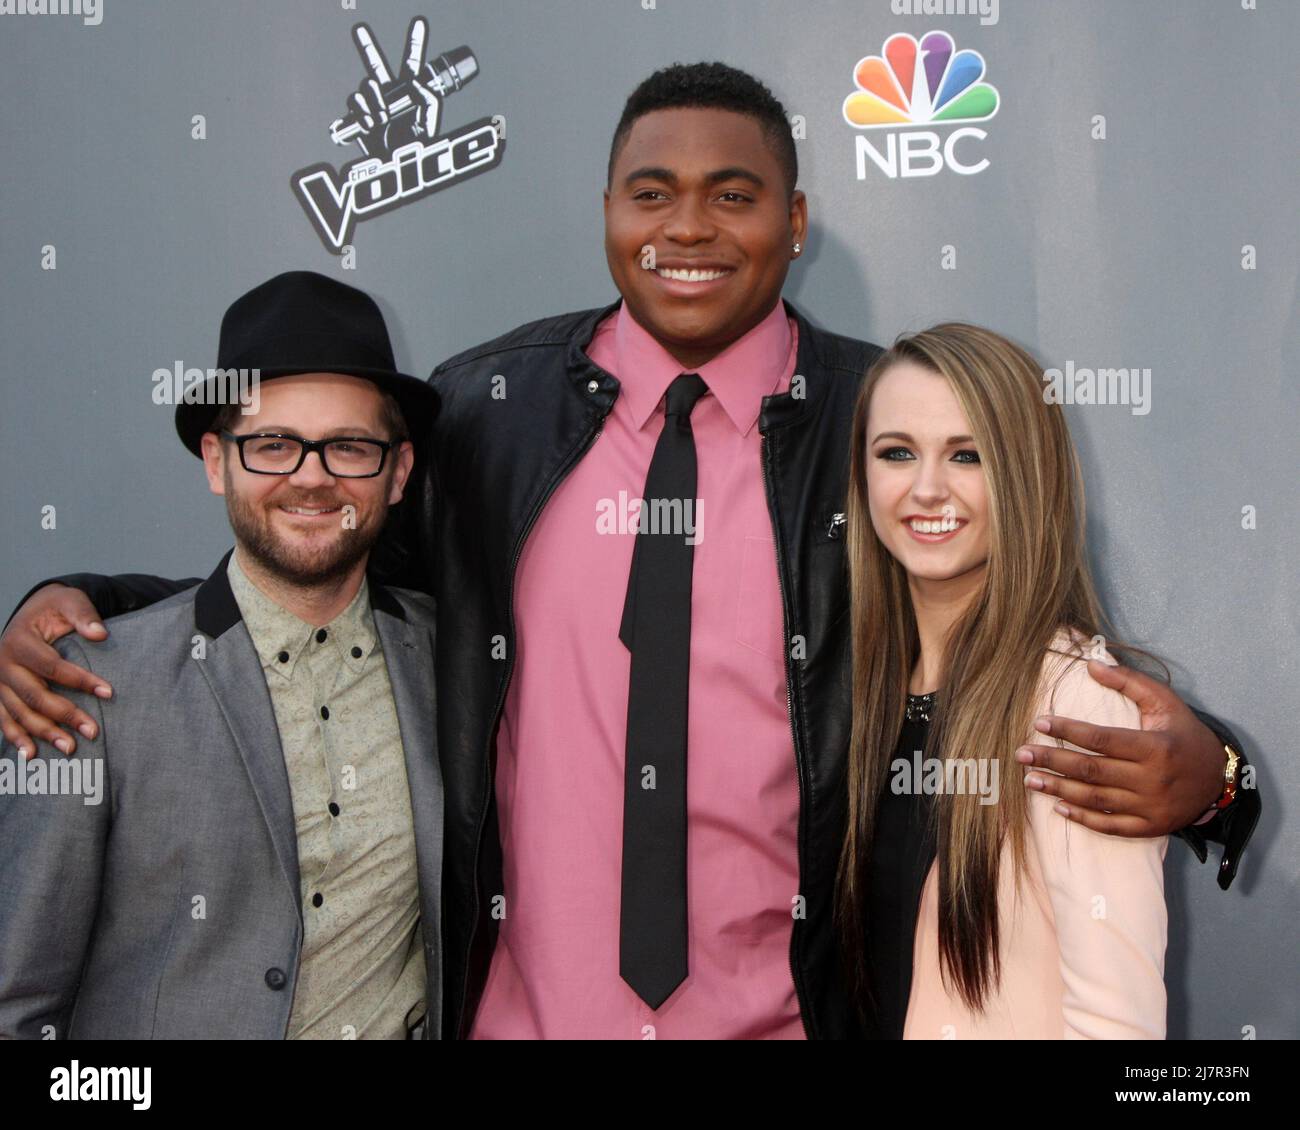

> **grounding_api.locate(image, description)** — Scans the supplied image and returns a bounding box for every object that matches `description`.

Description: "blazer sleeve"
[1027,648,1169,1040]
[0,637,111,1038]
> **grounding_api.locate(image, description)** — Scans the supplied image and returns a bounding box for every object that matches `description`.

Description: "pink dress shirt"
[470,300,806,1039]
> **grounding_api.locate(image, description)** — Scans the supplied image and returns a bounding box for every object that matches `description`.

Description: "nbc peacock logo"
[843,30,999,179]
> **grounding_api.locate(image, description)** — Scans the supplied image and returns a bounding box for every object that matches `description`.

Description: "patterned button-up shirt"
[227,551,424,1040]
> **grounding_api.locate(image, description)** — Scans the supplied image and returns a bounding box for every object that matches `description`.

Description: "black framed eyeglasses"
[220,431,395,478]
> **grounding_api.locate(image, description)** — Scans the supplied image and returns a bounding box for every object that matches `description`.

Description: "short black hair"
[607,62,798,195]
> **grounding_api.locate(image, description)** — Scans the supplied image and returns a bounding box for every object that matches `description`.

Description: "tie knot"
[664,373,709,418]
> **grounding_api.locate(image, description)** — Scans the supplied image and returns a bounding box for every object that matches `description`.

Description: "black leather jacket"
[39,298,1259,1039]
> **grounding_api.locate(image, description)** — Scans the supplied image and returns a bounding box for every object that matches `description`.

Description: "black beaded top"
[904,691,937,723]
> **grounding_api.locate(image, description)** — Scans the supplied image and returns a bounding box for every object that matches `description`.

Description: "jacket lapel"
[372,594,443,1038]
[192,551,301,906]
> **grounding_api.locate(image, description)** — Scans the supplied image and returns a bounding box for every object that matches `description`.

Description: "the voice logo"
[290,16,506,253]
[842,30,999,179]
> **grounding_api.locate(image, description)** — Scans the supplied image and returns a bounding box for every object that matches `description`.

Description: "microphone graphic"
[330,45,479,147]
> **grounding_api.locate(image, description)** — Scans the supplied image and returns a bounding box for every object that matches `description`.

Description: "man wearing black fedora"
[0,272,446,1039]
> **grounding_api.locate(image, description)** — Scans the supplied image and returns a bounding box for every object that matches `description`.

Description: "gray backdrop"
[1,0,1295,1039]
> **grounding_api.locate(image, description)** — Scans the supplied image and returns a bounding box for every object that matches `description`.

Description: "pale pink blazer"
[903,630,1168,1040]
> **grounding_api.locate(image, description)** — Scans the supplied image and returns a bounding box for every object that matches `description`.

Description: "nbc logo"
[843,30,999,179]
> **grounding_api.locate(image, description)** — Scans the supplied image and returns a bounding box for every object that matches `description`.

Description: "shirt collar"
[610,299,794,436]
[226,550,378,681]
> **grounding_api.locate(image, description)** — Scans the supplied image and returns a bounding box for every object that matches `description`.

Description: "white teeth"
[910,516,959,534]
[282,506,336,516]
[656,267,729,282]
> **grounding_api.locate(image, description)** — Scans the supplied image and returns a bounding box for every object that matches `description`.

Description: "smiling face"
[603,107,807,370]
[865,360,990,586]
[199,372,414,587]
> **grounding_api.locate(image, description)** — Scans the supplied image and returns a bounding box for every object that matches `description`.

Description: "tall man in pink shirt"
[0,63,1258,1039]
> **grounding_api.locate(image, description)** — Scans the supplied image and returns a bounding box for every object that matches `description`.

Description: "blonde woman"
[837,323,1168,1039]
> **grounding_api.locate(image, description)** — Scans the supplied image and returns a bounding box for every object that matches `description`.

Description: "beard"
[224,468,390,588]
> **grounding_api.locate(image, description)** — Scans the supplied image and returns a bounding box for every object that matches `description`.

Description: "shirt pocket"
[734,535,786,664]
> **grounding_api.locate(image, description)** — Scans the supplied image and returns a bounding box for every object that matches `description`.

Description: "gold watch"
[1214,744,1241,810]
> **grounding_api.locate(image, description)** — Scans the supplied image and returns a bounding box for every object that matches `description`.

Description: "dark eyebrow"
[622,165,765,189]
[623,166,677,187]
[870,431,976,445]
[705,166,765,188]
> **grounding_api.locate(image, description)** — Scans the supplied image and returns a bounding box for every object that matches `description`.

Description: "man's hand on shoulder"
[0,585,113,759]
[1018,659,1224,837]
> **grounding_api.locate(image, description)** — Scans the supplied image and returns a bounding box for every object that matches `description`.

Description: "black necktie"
[618,372,709,1009]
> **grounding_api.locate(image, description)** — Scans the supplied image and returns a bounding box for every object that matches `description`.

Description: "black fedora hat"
[175,271,437,457]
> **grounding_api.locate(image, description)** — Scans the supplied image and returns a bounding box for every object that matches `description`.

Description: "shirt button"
[320,706,330,720]
[311,892,323,908]
[586,379,599,393]
[264,967,287,990]
[350,646,362,659]
[277,651,289,664]
[316,629,328,643]
[328,802,340,816]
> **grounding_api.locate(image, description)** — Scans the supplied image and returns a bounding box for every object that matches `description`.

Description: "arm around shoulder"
[1029,649,1168,1040]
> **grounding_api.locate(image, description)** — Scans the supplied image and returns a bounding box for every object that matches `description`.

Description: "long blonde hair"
[836,322,1162,1013]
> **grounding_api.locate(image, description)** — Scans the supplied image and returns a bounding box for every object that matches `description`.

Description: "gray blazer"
[0,553,443,1039]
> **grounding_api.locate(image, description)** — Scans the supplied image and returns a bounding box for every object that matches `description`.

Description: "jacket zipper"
[760,429,813,1038]
[458,415,607,1037]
